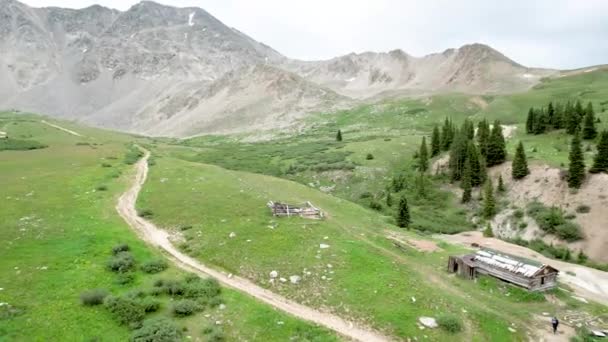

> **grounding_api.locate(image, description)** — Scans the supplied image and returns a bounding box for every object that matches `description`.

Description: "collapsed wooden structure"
[267,201,323,219]
[448,249,559,291]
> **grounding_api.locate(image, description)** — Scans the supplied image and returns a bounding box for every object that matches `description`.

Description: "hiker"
[551,317,559,334]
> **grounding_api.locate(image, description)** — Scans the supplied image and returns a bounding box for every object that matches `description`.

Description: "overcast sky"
[20,0,608,69]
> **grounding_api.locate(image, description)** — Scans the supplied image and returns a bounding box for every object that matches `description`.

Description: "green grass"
[0,114,338,341]
[0,138,47,151]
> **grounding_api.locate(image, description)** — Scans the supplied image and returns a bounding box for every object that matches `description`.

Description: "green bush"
[575,205,591,213]
[155,279,185,296]
[183,278,222,302]
[0,138,47,151]
[96,185,108,191]
[171,299,201,317]
[513,209,524,219]
[359,191,373,199]
[101,163,112,168]
[107,252,135,273]
[139,297,161,313]
[141,259,169,274]
[80,289,108,306]
[138,209,154,218]
[368,200,383,211]
[366,153,374,160]
[104,295,145,327]
[437,314,463,333]
[131,318,181,342]
[526,202,582,241]
[115,273,135,286]
[556,222,583,241]
[124,146,144,165]
[112,244,130,255]
[202,325,224,342]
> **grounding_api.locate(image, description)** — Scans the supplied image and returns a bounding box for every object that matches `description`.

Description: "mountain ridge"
[0,0,562,136]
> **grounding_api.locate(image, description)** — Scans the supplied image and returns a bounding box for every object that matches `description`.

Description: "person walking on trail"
[551,317,559,334]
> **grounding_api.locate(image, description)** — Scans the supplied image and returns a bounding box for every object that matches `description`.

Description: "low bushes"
[437,313,463,333]
[112,243,130,255]
[202,325,225,342]
[141,259,169,274]
[80,289,108,306]
[96,185,108,191]
[0,138,47,151]
[137,209,154,218]
[124,145,144,165]
[575,205,591,213]
[132,318,181,342]
[107,252,136,273]
[171,299,201,317]
[104,295,146,327]
[526,202,582,241]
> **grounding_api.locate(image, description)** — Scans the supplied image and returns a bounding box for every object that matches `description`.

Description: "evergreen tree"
[477,119,490,157]
[486,120,507,166]
[533,108,547,134]
[512,141,530,179]
[482,179,496,219]
[419,136,429,172]
[479,156,488,185]
[461,157,472,203]
[431,125,441,157]
[547,102,555,127]
[582,102,597,140]
[483,223,494,238]
[526,108,535,134]
[467,143,483,187]
[415,172,427,198]
[449,129,469,181]
[336,129,343,142]
[568,131,586,189]
[441,117,454,151]
[386,191,393,207]
[396,195,411,228]
[553,102,564,129]
[464,119,475,141]
[575,100,585,120]
[497,175,506,193]
[566,101,580,134]
[590,130,608,173]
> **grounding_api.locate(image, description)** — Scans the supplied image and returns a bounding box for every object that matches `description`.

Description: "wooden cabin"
[448,249,559,291]
[267,201,323,219]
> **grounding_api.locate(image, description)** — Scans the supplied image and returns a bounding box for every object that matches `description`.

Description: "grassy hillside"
[0,113,338,341]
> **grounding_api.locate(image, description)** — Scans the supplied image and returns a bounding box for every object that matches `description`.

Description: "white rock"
[215,320,222,325]
[279,277,287,283]
[319,244,330,249]
[508,327,517,333]
[542,312,549,316]
[323,236,329,240]
[418,317,438,329]
[592,330,607,337]
[289,275,301,284]
[269,270,279,278]
[229,232,236,238]
[411,296,416,303]
[277,321,284,325]
[327,264,333,268]
[219,304,226,310]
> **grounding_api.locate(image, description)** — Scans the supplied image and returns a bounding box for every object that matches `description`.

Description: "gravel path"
[116,148,390,342]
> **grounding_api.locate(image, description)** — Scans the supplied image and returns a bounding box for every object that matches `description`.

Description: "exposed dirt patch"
[386,231,441,252]
[532,314,576,342]
[468,96,489,109]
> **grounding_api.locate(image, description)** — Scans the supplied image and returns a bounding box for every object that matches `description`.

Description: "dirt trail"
[41,120,83,137]
[436,232,608,306]
[116,149,390,342]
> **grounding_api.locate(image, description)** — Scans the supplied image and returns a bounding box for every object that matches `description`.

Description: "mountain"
[0,0,558,136]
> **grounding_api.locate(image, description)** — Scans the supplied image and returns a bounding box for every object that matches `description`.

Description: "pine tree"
[547,102,555,128]
[568,131,586,189]
[526,108,535,134]
[590,130,608,173]
[553,102,564,129]
[497,175,506,193]
[477,119,490,157]
[441,118,455,151]
[575,100,585,120]
[396,195,411,228]
[512,141,530,179]
[582,102,597,140]
[483,223,494,237]
[449,129,469,181]
[482,179,496,219]
[464,119,475,141]
[467,143,483,187]
[415,172,427,198]
[534,108,547,135]
[486,120,507,166]
[419,136,429,172]
[461,157,472,203]
[479,156,488,185]
[336,129,343,142]
[386,191,393,207]
[566,101,580,134]
[431,125,441,157]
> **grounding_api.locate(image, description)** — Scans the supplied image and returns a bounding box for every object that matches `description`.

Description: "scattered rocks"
[279,278,287,283]
[229,232,236,238]
[418,317,438,329]
[289,275,301,284]
[319,244,330,249]
[269,270,278,278]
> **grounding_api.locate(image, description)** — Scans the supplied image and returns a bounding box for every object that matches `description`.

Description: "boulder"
[418,317,438,329]
[289,275,301,284]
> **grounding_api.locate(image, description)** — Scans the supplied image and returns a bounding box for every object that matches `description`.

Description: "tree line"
[526,100,598,139]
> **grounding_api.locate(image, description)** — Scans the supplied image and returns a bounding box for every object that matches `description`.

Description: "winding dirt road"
[116,149,390,342]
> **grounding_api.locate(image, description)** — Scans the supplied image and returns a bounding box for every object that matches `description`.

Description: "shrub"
[124,146,144,165]
[183,278,221,302]
[139,297,161,313]
[112,244,130,255]
[575,205,591,214]
[101,163,112,168]
[366,153,374,160]
[115,273,135,285]
[132,318,181,342]
[513,209,524,219]
[138,209,154,218]
[519,222,528,229]
[556,222,583,241]
[141,259,169,274]
[358,191,373,199]
[483,224,494,237]
[368,200,383,211]
[107,252,135,273]
[202,325,224,342]
[155,279,185,296]
[437,314,463,333]
[80,289,108,306]
[104,295,145,327]
[96,185,108,191]
[171,299,201,317]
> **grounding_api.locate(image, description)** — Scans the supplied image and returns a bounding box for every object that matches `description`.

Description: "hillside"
[1,0,564,137]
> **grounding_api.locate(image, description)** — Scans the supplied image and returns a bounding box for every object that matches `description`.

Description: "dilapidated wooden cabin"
[448,249,559,291]
[267,201,323,219]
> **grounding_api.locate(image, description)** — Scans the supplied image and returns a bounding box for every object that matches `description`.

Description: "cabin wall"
[475,265,533,289]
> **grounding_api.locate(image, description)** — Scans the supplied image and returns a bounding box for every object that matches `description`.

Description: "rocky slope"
[0,0,557,136]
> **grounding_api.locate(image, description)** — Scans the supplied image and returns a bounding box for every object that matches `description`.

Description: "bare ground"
[41,120,83,137]
[116,148,390,342]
